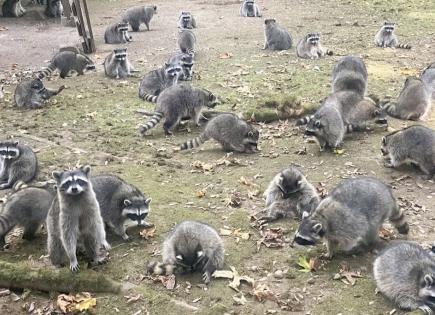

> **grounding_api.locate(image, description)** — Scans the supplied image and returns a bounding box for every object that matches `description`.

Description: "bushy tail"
[0,214,15,239]
[325,49,334,56]
[396,43,411,49]
[139,91,158,103]
[36,63,56,80]
[139,112,164,135]
[389,206,409,235]
[296,115,313,126]
[180,132,210,150]
[381,102,398,118]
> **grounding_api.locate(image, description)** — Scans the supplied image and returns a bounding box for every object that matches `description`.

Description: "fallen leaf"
[140,226,156,240]
[252,284,276,302]
[297,256,311,273]
[233,293,247,305]
[218,52,233,59]
[57,292,96,314]
[334,148,345,155]
[191,160,214,172]
[257,227,284,251]
[125,294,143,304]
[224,190,242,208]
[160,274,176,290]
[195,190,206,198]
[212,270,234,279]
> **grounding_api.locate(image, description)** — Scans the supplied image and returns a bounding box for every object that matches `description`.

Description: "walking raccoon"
[14,79,64,109]
[138,63,182,102]
[104,48,136,79]
[37,50,95,80]
[104,22,132,44]
[167,52,194,81]
[331,55,368,96]
[263,19,292,51]
[122,5,157,31]
[374,22,411,49]
[178,29,196,57]
[240,0,261,17]
[296,33,332,59]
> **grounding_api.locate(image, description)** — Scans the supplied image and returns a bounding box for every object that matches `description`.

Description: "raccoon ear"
[302,211,310,219]
[424,274,434,287]
[384,21,388,25]
[52,171,61,181]
[176,255,183,261]
[82,165,91,176]
[315,120,321,128]
[197,250,204,258]
[313,223,323,234]
[124,199,132,207]
[374,109,380,116]
[145,198,152,205]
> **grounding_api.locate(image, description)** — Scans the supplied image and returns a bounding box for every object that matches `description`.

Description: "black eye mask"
[126,212,147,222]
[294,235,316,246]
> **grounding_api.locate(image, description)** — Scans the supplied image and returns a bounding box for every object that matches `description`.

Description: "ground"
[0,0,434,314]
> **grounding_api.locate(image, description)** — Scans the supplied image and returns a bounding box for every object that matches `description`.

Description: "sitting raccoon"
[14,79,64,109]
[2,0,25,17]
[374,242,435,314]
[178,29,196,57]
[91,175,152,241]
[0,186,54,249]
[180,113,259,153]
[240,0,261,17]
[104,48,136,79]
[0,141,37,190]
[381,76,431,121]
[374,22,411,49]
[122,5,157,32]
[331,55,368,97]
[138,85,218,136]
[258,166,320,223]
[296,33,332,59]
[45,0,62,18]
[37,50,95,80]
[178,11,196,29]
[167,52,194,81]
[138,63,182,102]
[104,22,132,44]
[263,19,292,51]
[293,177,409,258]
[381,125,435,178]
[422,62,435,100]
[147,220,224,284]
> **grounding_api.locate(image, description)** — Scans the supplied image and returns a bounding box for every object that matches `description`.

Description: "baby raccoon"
[293,177,409,258]
[178,29,196,57]
[45,0,62,18]
[2,0,25,17]
[381,125,435,178]
[422,62,435,100]
[47,166,110,272]
[138,63,182,102]
[263,19,292,51]
[180,113,259,153]
[296,33,332,59]
[167,52,194,81]
[37,50,95,80]
[138,85,218,136]
[0,186,54,249]
[122,5,157,32]
[374,241,435,314]
[381,76,431,121]
[104,48,136,79]
[147,220,224,284]
[258,166,320,223]
[331,55,368,97]
[178,11,196,29]
[91,175,152,241]
[374,22,411,49]
[104,22,132,44]
[14,79,64,109]
[240,0,261,17]
[0,141,37,190]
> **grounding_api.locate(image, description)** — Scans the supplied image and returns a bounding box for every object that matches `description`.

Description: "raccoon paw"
[69,261,80,273]
[101,240,111,251]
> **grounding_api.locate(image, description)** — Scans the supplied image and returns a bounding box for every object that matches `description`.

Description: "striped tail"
[381,102,398,118]
[180,133,209,150]
[396,43,411,49]
[296,115,313,126]
[37,63,56,80]
[0,215,15,241]
[139,92,158,103]
[186,48,195,58]
[345,124,367,133]
[389,207,409,235]
[139,112,164,135]
[325,49,334,56]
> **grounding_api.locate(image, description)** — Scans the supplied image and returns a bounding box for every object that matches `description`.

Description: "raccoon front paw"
[121,233,130,241]
[383,161,394,168]
[202,271,211,284]
[419,305,433,315]
[70,261,80,273]
[101,240,111,251]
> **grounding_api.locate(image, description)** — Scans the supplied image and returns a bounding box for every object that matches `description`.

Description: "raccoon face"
[278,169,303,196]
[117,22,129,33]
[380,136,390,156]
[294,214,325,246]
[305,119,323,138]
[206,92,218,108]
[31,79,44,91]
[307,33,320,45]
[122,197,151,226]
[78,55,96,71]
[264,19,276,26]
[164,63,182,79]
[373,108,388,125]
[419,274,435,305]
[382,22,395,33]
[243,127,260,153]
[114,48,127,61]
[52,165,91,196]
[0,141,20,160]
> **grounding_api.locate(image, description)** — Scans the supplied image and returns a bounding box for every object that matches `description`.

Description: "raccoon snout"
[304,130,316,137]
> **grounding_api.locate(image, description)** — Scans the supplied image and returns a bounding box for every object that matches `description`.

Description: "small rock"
[274,270,284,279]
[307,278,315,285]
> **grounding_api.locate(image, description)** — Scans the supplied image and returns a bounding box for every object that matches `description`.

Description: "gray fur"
[345,97,388,132]
[122,5,157,32]
[14,79,64,109]
[263,19,292,51]
[374,22,411,49]
[167,52,194,81]
[0,141,37,190]
[180,113,259,153]
[47,166,109,272]
[331,55,368,96]
[104,22,132,44]
[138,63,181,102]
[104,48,135,79]
[178,29,196,57]
[0,85,4,100]
[240,0,261,17]
[422,62,435,100]
[45,0,62,18]
[37,51,95,80]
[381,125,435,178]
[294,177,409,258]
[296,33,331,59]
[374,241,435,314]
[2,0,25,17]
[178,11,196,29]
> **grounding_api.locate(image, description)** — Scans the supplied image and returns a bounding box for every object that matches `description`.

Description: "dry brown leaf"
[379,227,396,241]
[220,228,232,236]
[225,190,242,208]
[233,293,247,305]
[140,226,156,240]
[218,52,233,59]
[252,284,276,302]
[195,190,206,198]
[257,227,284,251]
[57,292,96,314]
[233,229,250,240]
[160,274,176,290]
[212,270,234,279]
[191,160,214,172]
[125,294,143,304]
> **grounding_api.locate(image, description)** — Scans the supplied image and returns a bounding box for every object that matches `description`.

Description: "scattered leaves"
[233,293,247,305]
[57,292,96,314]
[124,294,143,304]
[297,256,321,272]
[140,225,156,240]
[224,190,242,208]
[257,227,284,251]
[379,227,396,241]
[333,262,364,286]
[252,284,276,302]
[191,160,214,172]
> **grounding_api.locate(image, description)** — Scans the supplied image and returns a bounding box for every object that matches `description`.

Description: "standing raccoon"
[296,33,332,59]
[147,220,224,284]
[374,242,435,314]
[2,0,25,17]
[331,55,368,96]
[47,166,110,272]
[293,177,409,258]
[422,62,435,100]
[263,19,292,51]
[91,175,152,241]
[258,166,320,223]
[0,186,54,249]
[104,22,132,44]
[374,22,411,49]
[240,0,261,17]
[104,48,136,79]
[167,52,194,81]
[0,141,37,190]
[122,5,157,32]
[45,0,62,18]
[37,50,95,80]
[178,11,196,29]
[178,29,196,57]
[138,85,218,136]
[381,125,435,178]
[138,63,182,102]
[381,76,431,120]
[14,79,64,109]
[180,113,259,153]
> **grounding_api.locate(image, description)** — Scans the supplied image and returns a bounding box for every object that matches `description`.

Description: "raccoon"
[138,63,182,102]
[37,51,95,80]
[381,125,435,178]
[180,113,259,153]
[45,0,62,18]
[374,241,435,314]
[345,97,388,132]
[263,19,292,51]
[0,141,37,190]
[0,186,54,249]
[178,11,196,29]
[331,55,368,97]
[374,22,412,49]
[47,166,110,272]
[104,22,132,44]
[147,220,224,284]
[167,52,194,81]
[91,175,152,241]
[422,62,435,100]
[240,0,261,17]
[178,29,196,57]
[296,33,332,59]
[2,0,25,17]
[104,48,135,79]
[14,79,64,109]
[122,5,157,32]
[138,85,218,136]
[258,166,320,223]
[381,76,431,121]
[293,177,409,258]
